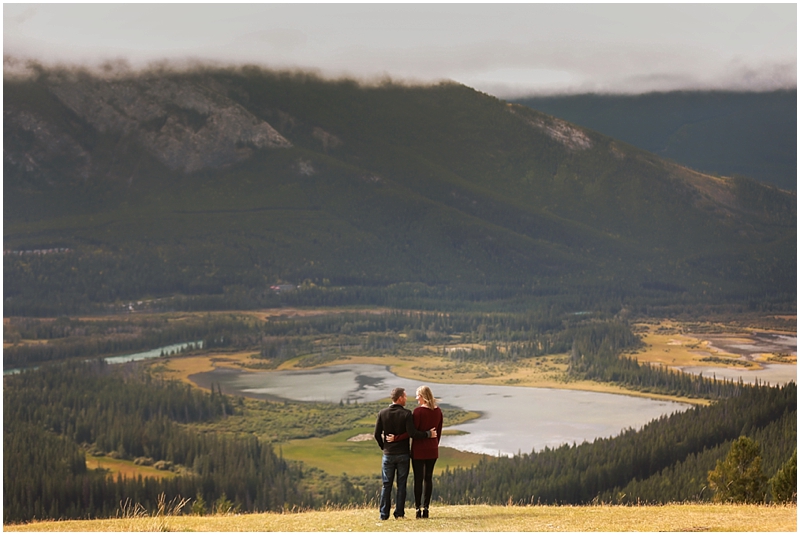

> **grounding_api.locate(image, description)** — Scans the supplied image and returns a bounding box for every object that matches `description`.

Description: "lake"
[191,364,691,456]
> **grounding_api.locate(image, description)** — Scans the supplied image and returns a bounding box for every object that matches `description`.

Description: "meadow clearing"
[84,456,176,481]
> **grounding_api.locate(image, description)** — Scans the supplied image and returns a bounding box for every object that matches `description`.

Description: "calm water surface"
[678,364,795,385]
[192,364,691,456]
[104,341,203,365]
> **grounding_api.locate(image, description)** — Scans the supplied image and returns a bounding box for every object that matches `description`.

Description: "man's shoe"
[422,509,429,519]
[393,513,404,519]
[415,509,422,519]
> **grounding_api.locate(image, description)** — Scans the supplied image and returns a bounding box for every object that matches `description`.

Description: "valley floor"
[4,504,796,532]
[152,313,794,407]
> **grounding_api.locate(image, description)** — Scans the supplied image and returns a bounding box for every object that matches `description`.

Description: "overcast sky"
[3,3,797,97]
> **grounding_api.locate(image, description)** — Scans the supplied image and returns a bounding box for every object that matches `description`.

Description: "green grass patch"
[280,426,486,477]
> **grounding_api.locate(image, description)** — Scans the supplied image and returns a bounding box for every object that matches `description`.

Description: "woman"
[412,385,443,518]
[390,385,443,518]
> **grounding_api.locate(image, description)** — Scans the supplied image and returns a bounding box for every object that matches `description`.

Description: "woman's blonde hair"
[416,385,437,409]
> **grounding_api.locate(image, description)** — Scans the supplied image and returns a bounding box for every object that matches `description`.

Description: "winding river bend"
[191,364,691,456]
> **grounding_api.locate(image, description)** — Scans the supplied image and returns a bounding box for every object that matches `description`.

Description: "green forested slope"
[3,361,309,522]
[4,68,796,314]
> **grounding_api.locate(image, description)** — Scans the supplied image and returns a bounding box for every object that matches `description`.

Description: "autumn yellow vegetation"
[4,503,795,532]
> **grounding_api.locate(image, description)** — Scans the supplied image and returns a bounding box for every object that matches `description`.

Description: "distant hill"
[514,91,797,190]
[3,67,796,314]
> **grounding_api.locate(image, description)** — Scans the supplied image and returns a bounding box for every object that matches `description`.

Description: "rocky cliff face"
[4,107,92,187]
[5,73,293,182]
[507,104,594,152]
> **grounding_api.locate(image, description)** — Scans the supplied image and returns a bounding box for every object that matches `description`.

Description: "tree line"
[5,246,794,319]
[6,311,770,402]
[4,309,584,370]
[566,322,744,399]
[3,314,257,369]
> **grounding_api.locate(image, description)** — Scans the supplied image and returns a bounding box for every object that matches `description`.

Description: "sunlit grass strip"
[280,426,487,477]
[5,503,796,532]
[85,456,177,481]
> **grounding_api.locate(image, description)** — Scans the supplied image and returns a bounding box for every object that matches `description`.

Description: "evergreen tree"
[191,493,207,516]
[708,436,768,503]
[770,449,797,504]
[213,492,236,515]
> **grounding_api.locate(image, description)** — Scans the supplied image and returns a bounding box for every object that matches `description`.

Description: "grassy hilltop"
[4,66,796,315]
[5,504,796,532]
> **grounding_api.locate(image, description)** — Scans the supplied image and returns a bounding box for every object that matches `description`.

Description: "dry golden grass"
[4,338,50,349]
[156,351,256,387]
[631,321,741,368]
[631,320,797,370]
[5,504,796,532]
[244,307,393,322]
[85,456,176,481]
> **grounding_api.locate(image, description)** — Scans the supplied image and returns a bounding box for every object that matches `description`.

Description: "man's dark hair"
[391,387,406,402]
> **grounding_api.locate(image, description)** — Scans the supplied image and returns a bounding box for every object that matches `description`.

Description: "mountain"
[513,91,797,191]
[3,66,796,315]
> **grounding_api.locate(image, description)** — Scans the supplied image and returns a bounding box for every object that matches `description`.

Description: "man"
[374,387,437,520]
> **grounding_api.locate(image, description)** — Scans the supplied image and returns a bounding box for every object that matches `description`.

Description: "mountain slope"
[514,91,797,190]
[3,67,795,314]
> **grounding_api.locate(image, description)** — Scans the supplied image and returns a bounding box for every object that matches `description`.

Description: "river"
[3,340,204,375]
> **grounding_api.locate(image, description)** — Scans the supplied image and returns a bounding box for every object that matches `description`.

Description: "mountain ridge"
[4,66,795,314]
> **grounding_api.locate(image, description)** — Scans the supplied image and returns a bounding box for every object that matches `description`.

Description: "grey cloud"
[236,29,308,52]
[3,3,795,96]
[7,6,37,26]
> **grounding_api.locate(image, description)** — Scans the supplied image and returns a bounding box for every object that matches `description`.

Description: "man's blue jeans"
[380,453,410,519]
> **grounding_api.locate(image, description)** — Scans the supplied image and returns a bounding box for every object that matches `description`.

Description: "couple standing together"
[373,385,443,520]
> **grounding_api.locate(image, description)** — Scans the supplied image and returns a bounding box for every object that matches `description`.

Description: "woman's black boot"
[415,509,422,519]
[422,509,429,519]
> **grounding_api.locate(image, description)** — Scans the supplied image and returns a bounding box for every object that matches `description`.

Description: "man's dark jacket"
[374,403,431,455]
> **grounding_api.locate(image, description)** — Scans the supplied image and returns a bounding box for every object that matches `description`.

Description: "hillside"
[4,67,796,315]
[514,91,797,190]
[3,504,796,532]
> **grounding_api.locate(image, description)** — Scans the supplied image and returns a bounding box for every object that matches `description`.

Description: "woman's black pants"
[412,458,437,509]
